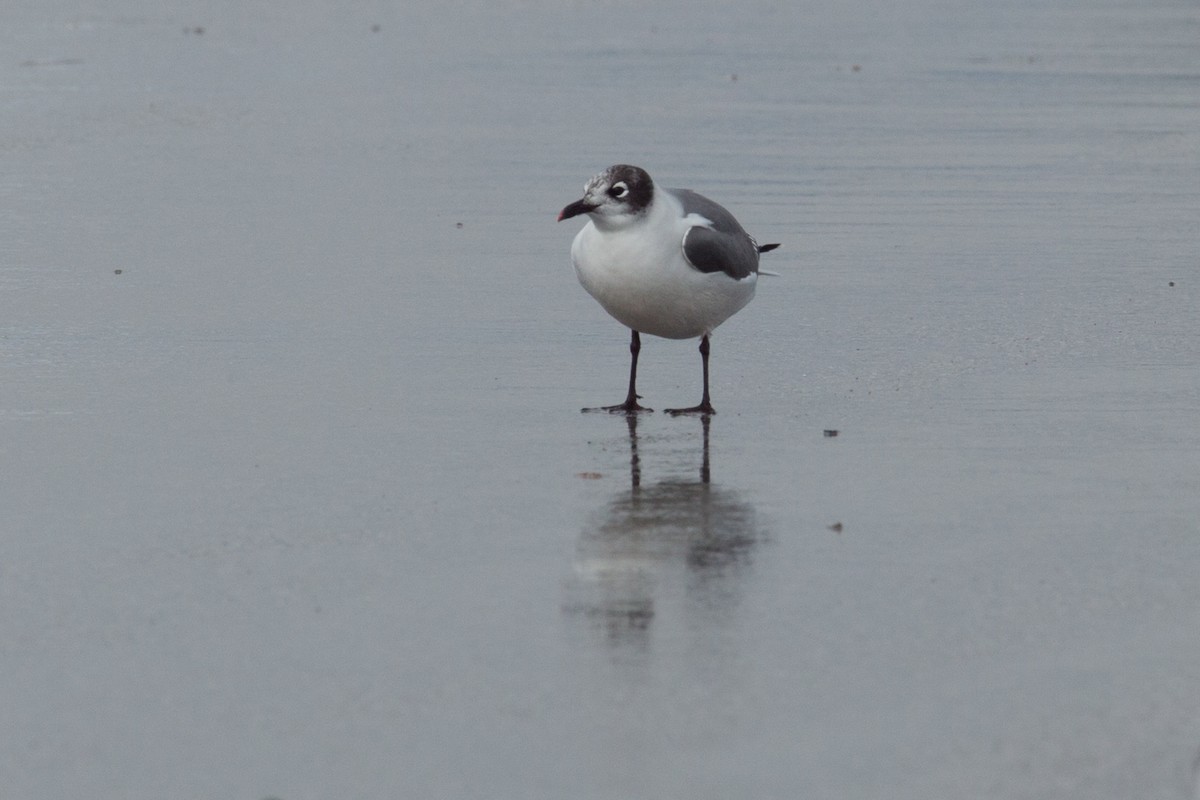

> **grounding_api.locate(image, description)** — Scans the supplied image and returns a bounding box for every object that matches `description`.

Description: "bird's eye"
[609,182,628,198]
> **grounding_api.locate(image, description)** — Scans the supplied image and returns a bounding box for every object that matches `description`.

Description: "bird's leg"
[666,334,716,416]
[583,330,654,414]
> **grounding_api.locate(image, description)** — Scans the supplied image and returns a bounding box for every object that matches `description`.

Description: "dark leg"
[665,334,716,416]
[583,330,653,414]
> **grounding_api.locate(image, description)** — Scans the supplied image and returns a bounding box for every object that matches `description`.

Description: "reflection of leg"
[625,412,641,490]
[584,330,654,414]
[666,335,716,416]
[700,414,711,484]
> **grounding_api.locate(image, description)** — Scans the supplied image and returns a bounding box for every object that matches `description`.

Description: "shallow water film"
[3,1,1199,798]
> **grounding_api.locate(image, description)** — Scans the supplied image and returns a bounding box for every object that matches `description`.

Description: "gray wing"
[670,188,760,280]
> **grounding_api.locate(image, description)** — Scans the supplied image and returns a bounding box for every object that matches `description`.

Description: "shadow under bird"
[559,164,779,415]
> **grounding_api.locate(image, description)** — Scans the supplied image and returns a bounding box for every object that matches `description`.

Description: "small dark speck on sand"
[823,429,839,437]
[371,24,381,32]
[829,522,843,533]
[456,222,464,229]
[184,26,205,35]
[1168,281,1175,287]
[114,269,123,275]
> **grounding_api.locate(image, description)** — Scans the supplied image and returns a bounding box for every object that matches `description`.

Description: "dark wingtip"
[757,243,781,254]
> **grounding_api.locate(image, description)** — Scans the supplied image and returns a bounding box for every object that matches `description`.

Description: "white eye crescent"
[609,182,629,198]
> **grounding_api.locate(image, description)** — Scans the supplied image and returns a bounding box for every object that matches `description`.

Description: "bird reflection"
[564,414,762,650]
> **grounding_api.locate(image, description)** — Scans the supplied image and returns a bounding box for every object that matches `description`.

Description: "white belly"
[571,221,756,340]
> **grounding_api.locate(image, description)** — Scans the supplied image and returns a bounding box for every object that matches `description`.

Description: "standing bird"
[559,164,779,415]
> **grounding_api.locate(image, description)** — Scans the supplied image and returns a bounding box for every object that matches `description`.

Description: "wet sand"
[3,1,1199,797]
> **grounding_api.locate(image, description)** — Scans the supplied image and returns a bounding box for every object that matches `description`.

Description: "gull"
[559,164,778,415]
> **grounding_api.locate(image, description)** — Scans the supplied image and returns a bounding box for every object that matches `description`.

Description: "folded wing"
[673,188,771,281]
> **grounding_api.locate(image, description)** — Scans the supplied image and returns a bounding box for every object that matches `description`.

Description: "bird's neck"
[590,195,658,234]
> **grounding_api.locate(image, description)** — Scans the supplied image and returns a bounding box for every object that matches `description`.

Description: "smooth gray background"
[3,1,1198,798]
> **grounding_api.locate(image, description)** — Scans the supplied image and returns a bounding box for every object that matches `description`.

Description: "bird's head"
[558,164,654,229]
